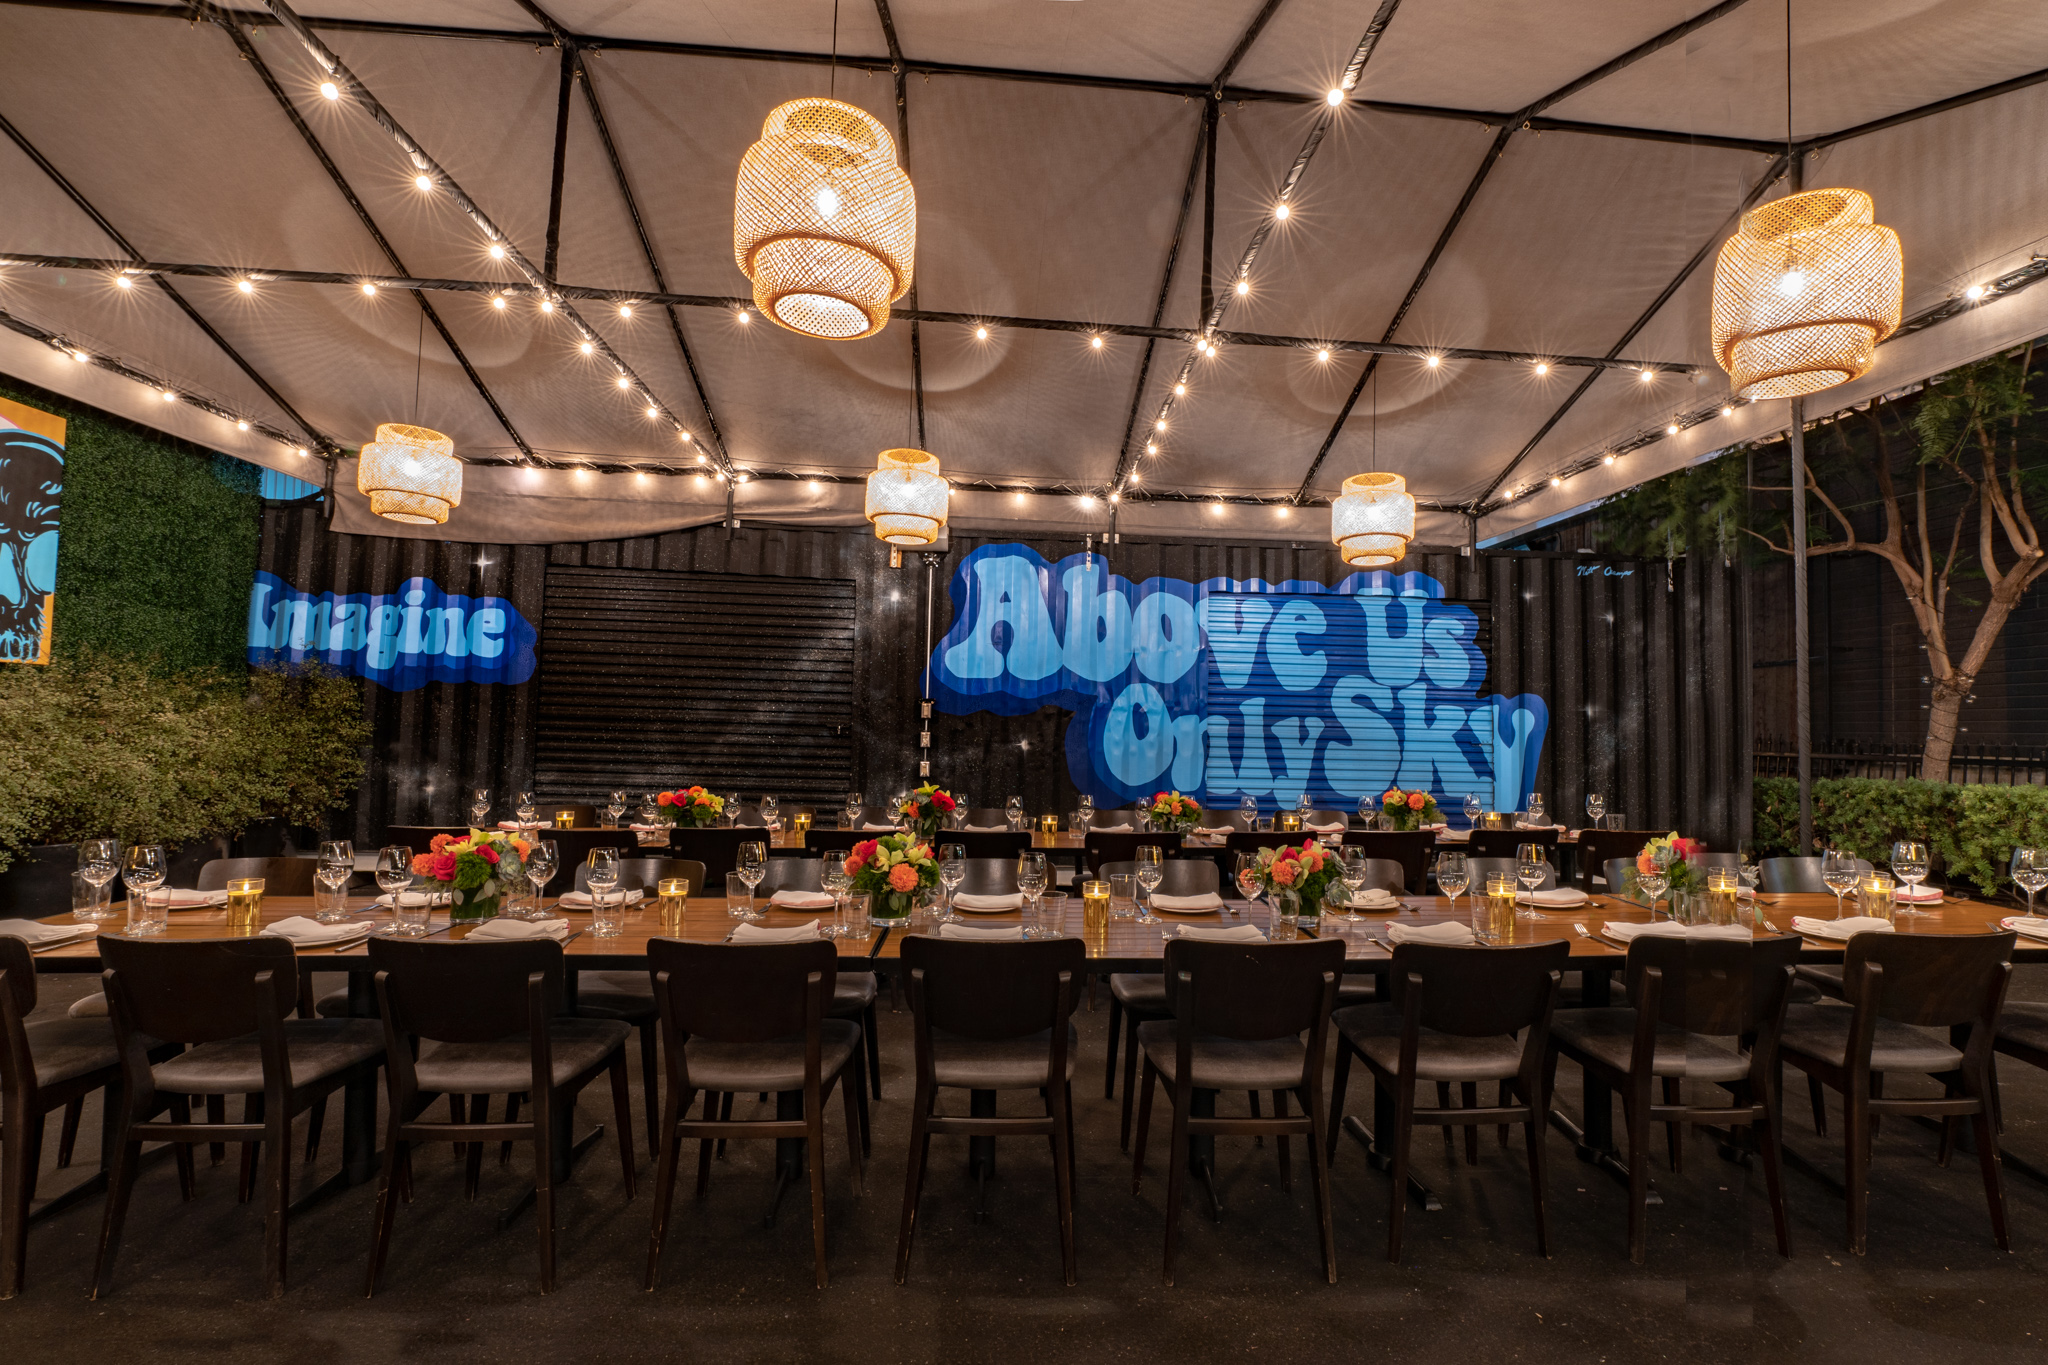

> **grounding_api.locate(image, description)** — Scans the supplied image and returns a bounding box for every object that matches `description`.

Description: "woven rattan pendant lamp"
[866,447,947,566]
[735,97,916,340]
[358,422,461,525]
[1331,367,1413,569]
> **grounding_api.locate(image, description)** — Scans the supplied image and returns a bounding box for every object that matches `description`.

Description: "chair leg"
[1459,1083,1479,1164]
[304,1097,326,1165]
[894,1080,933,1284]
[1,1096,43,1298]
[696,1093,719,1198]
[1249,1090,1263,1148]
[644,1085,690,1292]
[500,1093,522,1166]
[839,1072,866,1195]
[1662,1077,1684,1174]
[364,1100,409,1297]
[851,1049,871,1158]
[90,1137,143,1300]
[1843,1071,1869,1256]
[1436,1082,1455,1162]
[608,1055,638,1198]
[1117,1014,1141,1152]
[1498,1081,1513,1149]
[55,1097,82,1170]
[716,1092,733,1160]
[1386,1074,1416,1263]
[1162,1076,1191,1288]
[170,1097,197,1202]
[806,1086,830,1290]
[1051,1077,1077,1286]
[206,1094,226,1167]
[464,1096,488,1202]
[1623,1085,1651,1266]
[1807,1074,1828,1136]
[1753,1085,1791,1259]
[864,1003,883,1101]
[533,1100,557,1295]
[1271,1090,1291,1192]
[638,1021,661,1161]
[1967,1066,2009,1252]
[1104,997,1123,1099]
[1303,1085,1337,1284]
[260,1099,293,1298]
[1131,1058,1158,1194]
[1523,1109,1549,1258]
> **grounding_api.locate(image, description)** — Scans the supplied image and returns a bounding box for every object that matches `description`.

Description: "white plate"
[1151,902,1223,916]
[953,901,1025,915]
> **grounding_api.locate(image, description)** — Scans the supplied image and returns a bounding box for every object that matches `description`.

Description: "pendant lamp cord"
[1784,0,1794,171]
[829,0,840,99]
[411,306,424,426]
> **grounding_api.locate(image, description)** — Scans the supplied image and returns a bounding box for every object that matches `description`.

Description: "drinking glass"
[1078,793,1095,820]
[1268,888,1301,940]
[822,859,852,937]
[1006,795,1025,830]
[725,793,743,828]
[77,839,120,922]
[1525,793,1546,826]
[725,871,757,921]
[760,794,779,829]
[1634,863,1670,915]
[1337,847,1369,923]
[515,791,537,826]
[737,842,768,903]
[1821,848,1860,918]
[375,845,413,904]
[317,840,354,900]
[122,845,167,936]
[1737,840,1761,900]
[1435,852,1470,916]
[1235,851,1265,909]
[1295,792,1313,818]
[1357,797,1376,826]
[1585,793,1606,826]
[1463,793,1483,828]
[844,796,864,830]
[1134,845,1164,925]
[1035,891,1070,940]
[1605,813,1627,831]
[843,893,872,941]
[394,888,437,936]
[469,789,491,826]
[638,795,659,827]
[1890,840,1933,916]
[589,888,627,937]
[71,870,115,923]
[586,847,621,911]
[606,790,629,827]
[2013,848,2048,916]
[1017,850,1048,899]
[526,839,559,916]
[939,845,967,919]
[1515,843,1547,918]
[1108,872,1138,919]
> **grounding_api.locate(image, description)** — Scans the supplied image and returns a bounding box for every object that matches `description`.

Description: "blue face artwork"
[0,428,63,663]
[926,544,1548,814]
[247,570,537,690]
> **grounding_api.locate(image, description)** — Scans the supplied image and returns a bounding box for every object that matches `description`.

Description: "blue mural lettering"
[246,570,537,691]
[929,545,1548,813]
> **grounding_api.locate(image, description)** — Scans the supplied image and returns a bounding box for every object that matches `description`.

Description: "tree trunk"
[1921,675,1970,781]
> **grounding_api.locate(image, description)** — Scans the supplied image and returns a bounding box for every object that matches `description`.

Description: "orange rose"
[429,833,453,853]
[1407,792,1427,811]
[843,855,863,877]
[1636,851,1657,874]
[887,863,919,893]
[1271,860,1299,886]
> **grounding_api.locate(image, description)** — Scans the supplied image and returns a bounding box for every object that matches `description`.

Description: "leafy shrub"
[1752,775,2048,896]
[0,652,367,873]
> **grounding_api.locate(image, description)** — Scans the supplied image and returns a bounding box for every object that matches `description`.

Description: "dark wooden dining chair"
[1467,828,1560,860]
[1340,830,1438,893]
[364,936,634,1295]
[196,858,321,895]
[1460,856,1560,892]
[895,935,1084,1285]
[1776,930,2015,1255]
[1098,857,1221,1147]
[1131,937,1344,1286]
[757,857,826,894]
[1759,855,1873,894]
[1549,934,1803,1263]
[1326,940,1568,1263]
[959,808,1018,830]
[949,831,1033,861]
[643,939,864,1291]
[957,858,1024,896]
[1575,830,1665,890]
[0,936,128,1297]
[1084,831,1183,877]
[665,827,764,886]
[93,936,387,1298]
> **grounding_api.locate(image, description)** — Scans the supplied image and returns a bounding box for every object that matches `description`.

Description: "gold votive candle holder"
[1479,873,1516,944]
[1858,873,1895,924]
[1081,879,1110,933]
[1705,867,1741,926]
[792,812,812,838]
[554,810,576,829]
[657,877,691,934]
[226,877,264,933]
[1039,814,1059,836]
[1278,812,1304,833]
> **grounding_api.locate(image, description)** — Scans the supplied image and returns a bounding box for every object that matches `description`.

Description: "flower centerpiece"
[844,834,939,922]
[410,829,528,921]
[1379,786,1440,832]
[655,786,724,827]
[1250,840,1340,920]
[1637,833,1705,889]
[897,783,957,844]
[1145,790,1203,833]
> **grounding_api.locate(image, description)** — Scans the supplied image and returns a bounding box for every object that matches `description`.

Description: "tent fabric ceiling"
[1,0,2045,546]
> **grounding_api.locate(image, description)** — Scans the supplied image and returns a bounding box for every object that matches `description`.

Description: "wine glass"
[725,793,743,828]
[122,844,167,936]
[1435,852,1470,916]
[1338,847,1369,923]
[1005,795,1024,830]
[1737,839,1761,901]
[736,842,768,902]
[375,845,413,905]
[1017,851,1048,908]
[822,857,852,937]
[1235,851,1265,910]
[585,847,621,916]
[760,794,780,831]
[1515,843,1547,918]
[1585,793,1605,827]
[1634,861,1670,916]
[606,790,628,827]
[1525,793,1546,826]
[514,791,537,827]
[1464,793,1483,828]
[2011,848,2047,917]
[526,839,559,913]
[1890,840,1932,916]
[1239,795,1259,828]
[318,840,354,896]
[1296,792,1313,819]
[939,845,967,920]
[638,795,659,827]
[469,788,491,827]
[845,794,865,829]
[1357,796,1377,828]
[78,838,120,920]
[1134,845,1164,925]
[1821,848,1860,919]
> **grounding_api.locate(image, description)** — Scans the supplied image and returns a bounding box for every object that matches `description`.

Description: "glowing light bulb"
[319,81,339,100]
[237,279,254,294]
[814,184,841,219]
[414,174,432,191]
[1211,501,1225,515]
[1721,405,1734,416]
[1550,475,1561,486]
[1129,470,1142,483]
[579,341,594,355]
[1275,505,1290,519]
[295,447,308,458]
[1325,88,1344,106]
[1666,423,1679,436]
[1174,383,1186,396]
[645,405,658,418]
[236,420,250,431]
[1777,268,1806,297]
[615,374,630,389]
[617,304,633,319]
[1078,494,1096,508]
[807,479,821,492]
[488,244,506,260]
[115,274,132,289]
[974,325,989,340]
[160,390,176,403]
[1316,348,1331,362]
[1273,202,1290,220]
[679,431,693,443]
[1638,368,1655,382]
[736,309,750,323]
[1234,278,1249,296]
[1602,453,1615,465]
[70,350,88,363]
[1424,354,1440,369]
[540,299,554,313]
[1965,284,1987,301]
[1145,442,1157,454]
[492,295,507,310]
[1154,419,1167,432]
[361,282,377,296]
[1090,335,1103,349]
[1013,491,1026,504]
[1534,361,1549,375]
[1109,491,1121,504]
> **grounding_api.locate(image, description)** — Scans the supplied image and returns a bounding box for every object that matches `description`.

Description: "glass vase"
[450,881,501,922]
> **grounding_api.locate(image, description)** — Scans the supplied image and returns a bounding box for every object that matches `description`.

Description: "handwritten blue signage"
[246,571,537,690]
[929,545,1548,811]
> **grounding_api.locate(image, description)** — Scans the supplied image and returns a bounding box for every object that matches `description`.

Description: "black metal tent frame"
[2,0,2044,516]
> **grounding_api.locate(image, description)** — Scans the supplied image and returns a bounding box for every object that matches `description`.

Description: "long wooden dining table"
[27,889,2040,1212]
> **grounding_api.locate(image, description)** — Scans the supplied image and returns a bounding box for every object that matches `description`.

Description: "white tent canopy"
[2,0,2045,544]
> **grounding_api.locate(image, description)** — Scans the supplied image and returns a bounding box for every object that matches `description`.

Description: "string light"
[1424,354,1440,369]
[69,350,88,363]
[1109,491,1120,504]
[1234,278,1249,296]
[680,431,693,443]
[540,299,554,314]
[645,405,658,418]
[1090,335,1103,350]
[1210,501,1225,515]
[736,308,751,323]
[1965,284,1987,301]
[974,325,989,340]
[617,304,633,319]
[115,274,132,289]
[361,282,377,296]
[1316,348,1331,362]
[1174,383,1186,396]
[491,295,506,310]
[1078,494,1096,508]
[296,447,308,458]
[1129,469,1142,483]
[1721,405,1734,416]
[319,81,339,100]
[1273,202,1290,220]
[807,479,821,491]
[413,174,432,191]
[237,279,255,294]
[1666,423,1679,435]
[1013,491,1026,504]
[1154,419,1166,432]
[237,420,250,431]
[1603,453,1615,465]
[615,374,631,389]
[636,471,649,484]
[1145,441,1157,454]
[487,244,506,260]
[1533,361,1549,375]
[1325,88,1344,106]
[1275,505,1290,519]
[1550,475,1562,486]
[160,390,176,403]
[1639,367,1655,382]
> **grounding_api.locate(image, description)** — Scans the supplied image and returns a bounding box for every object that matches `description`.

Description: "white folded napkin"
[1090,822,1135,834]
[154,888,229,908]
[2001,916,2048,941]
[465,917,570,941]
[1791,915,1896,940]
[629,822,669,832]
[375,891,433,907]
[1346,889,1401,909]
[1194,825,1236,836]
[861,821,901,831]
[729,920,821,943]
[1515,821,1566,831]
[262,916,369,946]
[1385,920,1476,946]
[0,918,95,946]
[952,892,1024,911]
[1518,888,1590,908]
[1602,920,1752,942]
[938,923,1024,941]
[1149,891,1224,912]
[1436,829,1470,842]
[1305,821,1346,833]
[497,820,544,831]
[1895,886,1943,904]
[769,890,836,909]
[557,888,646,908]
[1175,923,1266,942]
[958,824,1006,833]
[68,992,109,1018]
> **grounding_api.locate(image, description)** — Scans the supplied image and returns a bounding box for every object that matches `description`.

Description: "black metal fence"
[1754,736,2048,785]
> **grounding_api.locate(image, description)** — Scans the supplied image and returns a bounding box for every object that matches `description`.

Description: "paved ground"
[4,967,2047,1364]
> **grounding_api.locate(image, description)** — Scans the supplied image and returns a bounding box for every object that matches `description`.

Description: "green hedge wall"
[1755,776,2048,896]
[1,377,262,671]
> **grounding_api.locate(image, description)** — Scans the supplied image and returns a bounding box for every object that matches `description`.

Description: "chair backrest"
[1352,858,1408,896]
[1468,828,1558,859]
[806,829,859,858]
[730,805,770,827]
[1087,809,1141,830]
[1603,858,1641,898]
[646,938,838,1043]
[1841,931,2015,1028]
[1339,830,1437,892]
[574,857,706,894]
[1388,940,1570,1037]
[1307,809,1353,829]
[0,935,36,1017]
[1576,830,1665,887]
[197,857,322,895]
[1162,937,1346,1041]
[1690,851,1742,871]
[957,858,1023,897]
[1461,856,1558,892]
[1099,858,1220,896]
[961,807,1015,829]
[366,937,564,1042]
[757,856,824,894]
[1625,934,1804,1037]
[1083,831,1182,875]
[1759,855,1872,894]
[666,827,765,885]
[900,936,1085,1039]
[940,831,1033,861]
[99,936,298,1045]
[544,803,599,827]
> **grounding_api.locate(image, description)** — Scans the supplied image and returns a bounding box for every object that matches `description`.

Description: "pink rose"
[887,863,919,893]
[476,844,499,864]
[430,852,458,881]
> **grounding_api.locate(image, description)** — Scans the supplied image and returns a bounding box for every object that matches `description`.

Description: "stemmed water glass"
[122,844,167,935]
[939,844,966,921]
[1005,795,1025,830]
[1890,840,1933,916]
[1585,793,1606,827]
[846,794,866,830]
[2011,848,2047,917]
[605,790,629,827]
[1357,796,1377,829]
[638,795,659,827]
[725,793,743,828]
[77,838,121,921]
[759,794,779,829]
[1295,792,1314,821]
[1239,795,1259,829]
[1235,851,1266,918]
[1017,851,1048,927]
[1337,847,1369,923]
[1821,848,1860,919]
[1737,840,1761,901]
[1435,851,1470,917]
[375,845,413,902]
[1634,855,1671,916]
[736,842,768,906]
[526,839,559,916]
[1515,842,1547,918]
[1525,793,1546,826]
[585,847,621,921]
[514,791,537,827]
[822,857,852,937]
[1464,793,1484,829]
[1134,845,1163,925]
[469,788,491,827]
[318,839,354,900]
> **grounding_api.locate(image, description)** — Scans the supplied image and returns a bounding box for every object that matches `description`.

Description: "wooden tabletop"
[31,890,2039,973]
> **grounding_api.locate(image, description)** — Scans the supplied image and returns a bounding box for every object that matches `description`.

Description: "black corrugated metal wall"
[259,510,1750,852]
